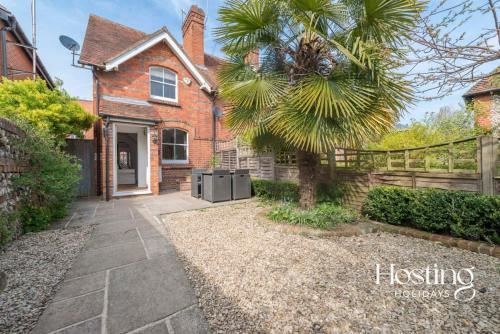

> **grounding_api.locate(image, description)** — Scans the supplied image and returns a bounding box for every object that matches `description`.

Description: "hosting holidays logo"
[375,264,476,301]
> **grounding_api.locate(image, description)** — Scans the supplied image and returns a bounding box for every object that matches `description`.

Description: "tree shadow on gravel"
[175,254,269,334]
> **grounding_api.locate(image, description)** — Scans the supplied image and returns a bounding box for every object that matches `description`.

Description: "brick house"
[79,5,234,198]
[463,69,499,133]
[0,5,54,87]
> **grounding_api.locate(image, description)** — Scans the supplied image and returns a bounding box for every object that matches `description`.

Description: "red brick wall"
[0,21,36,81]
[77,99,95,140]
[95,41,233,195]
[182,6,205,65]
[472,94,493,130]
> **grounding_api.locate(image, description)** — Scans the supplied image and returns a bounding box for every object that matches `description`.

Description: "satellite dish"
[212,105,223,118]
[59,35,80,52]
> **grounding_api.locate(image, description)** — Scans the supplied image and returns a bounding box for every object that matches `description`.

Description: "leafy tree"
[0,79,96,142]
[216,0,422,208]
[369,105,485,150]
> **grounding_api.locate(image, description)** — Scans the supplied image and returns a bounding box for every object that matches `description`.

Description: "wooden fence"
[216,136,500,210]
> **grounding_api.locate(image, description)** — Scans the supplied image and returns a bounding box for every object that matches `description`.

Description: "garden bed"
[0,226,92,333]
[162,202,499,333]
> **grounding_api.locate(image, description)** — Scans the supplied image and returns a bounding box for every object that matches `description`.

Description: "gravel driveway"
[162,202,499,333]
[0,227,92,333]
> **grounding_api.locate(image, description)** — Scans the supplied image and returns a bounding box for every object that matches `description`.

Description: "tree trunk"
[297,150,319,209]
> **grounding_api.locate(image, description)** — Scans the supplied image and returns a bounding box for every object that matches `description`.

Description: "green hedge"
[251,179,343,204]
[362,186,500,244]
[251,179,299,202]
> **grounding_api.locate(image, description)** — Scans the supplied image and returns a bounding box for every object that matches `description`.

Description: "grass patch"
[267,203,360,230]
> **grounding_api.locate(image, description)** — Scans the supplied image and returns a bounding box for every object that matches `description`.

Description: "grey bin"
[232,169,251,200]
[202,169,232,203]
[191,169,207,198]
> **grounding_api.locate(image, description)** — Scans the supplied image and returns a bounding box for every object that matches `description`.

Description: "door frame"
[112,122,151,196]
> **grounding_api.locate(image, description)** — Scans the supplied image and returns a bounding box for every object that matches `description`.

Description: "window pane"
[175,145,187,161]
[150,67,163,82]
[162,144,174,160]
[163,84,176,99]
[151,81,163,97]
[175,129,187,144]
[164,70,176,85]
[163,129,175,144]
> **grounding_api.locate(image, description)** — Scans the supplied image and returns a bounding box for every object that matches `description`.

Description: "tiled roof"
[79,14,222,87]
[463,68,500,97]
[99,96,160,122]
[79,15,147,67]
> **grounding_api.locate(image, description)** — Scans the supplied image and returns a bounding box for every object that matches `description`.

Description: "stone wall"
[0,118,26,213]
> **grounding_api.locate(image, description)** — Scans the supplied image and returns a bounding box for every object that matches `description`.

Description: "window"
[150,66,177,101]
[162,128,188,163]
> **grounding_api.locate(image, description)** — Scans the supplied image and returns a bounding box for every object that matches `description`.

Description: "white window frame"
[149,66,178,102]
[162,128,188,164]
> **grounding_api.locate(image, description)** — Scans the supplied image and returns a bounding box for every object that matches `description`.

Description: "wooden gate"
[65,139,95,197]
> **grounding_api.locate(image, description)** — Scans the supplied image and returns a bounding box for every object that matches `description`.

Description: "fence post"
[448,142,454,173]
[424,147,430,172]
[479,136,498,195]
[387,151,392,171]
[404,150,409,171]
[328,150,336,180]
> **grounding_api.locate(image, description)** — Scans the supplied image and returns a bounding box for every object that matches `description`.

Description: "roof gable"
[79,14,221,93]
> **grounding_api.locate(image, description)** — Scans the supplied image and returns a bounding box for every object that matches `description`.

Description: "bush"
[316,182,343,204]
[252,179,343,204]
[0,212,18,247]
[362,186,500,243]
[13,121,81,232]
[267,203,360,229]
[252,179,299,202]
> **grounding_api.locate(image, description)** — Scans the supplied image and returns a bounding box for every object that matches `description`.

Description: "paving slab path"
[32,192,227,334]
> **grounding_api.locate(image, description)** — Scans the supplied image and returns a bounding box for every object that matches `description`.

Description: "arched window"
[162,128,188,163]
[150,66,177,101]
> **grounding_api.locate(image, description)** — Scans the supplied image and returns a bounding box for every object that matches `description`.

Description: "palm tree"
[216,0,423,209]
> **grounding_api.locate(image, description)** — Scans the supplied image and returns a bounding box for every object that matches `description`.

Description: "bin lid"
[211,169,231,175]
[234,169,250,174]
[192,168,207,174]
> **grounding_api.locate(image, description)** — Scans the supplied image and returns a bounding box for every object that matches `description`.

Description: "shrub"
[267,203,360,229]
[252,179,343,204]
[252,179,299,202]
[362,187,415,226]
[12,121,81,232]
[316,182,343,204]
[362,186,500,243]
[0,212,18,247]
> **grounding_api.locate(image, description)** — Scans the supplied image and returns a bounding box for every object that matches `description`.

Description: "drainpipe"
[94,73,102,196]
[1,28,9,77]
[211,95,217,156]
[104,117,110,201]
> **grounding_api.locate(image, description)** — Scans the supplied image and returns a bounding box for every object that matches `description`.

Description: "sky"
[2,0,499,124]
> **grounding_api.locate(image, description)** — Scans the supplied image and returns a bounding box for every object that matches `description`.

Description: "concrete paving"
[32,191,226,334]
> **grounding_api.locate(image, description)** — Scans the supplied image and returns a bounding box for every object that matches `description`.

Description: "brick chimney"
[182,5,205,65]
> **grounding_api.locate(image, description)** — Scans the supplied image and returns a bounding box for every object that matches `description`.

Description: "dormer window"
[150,66,177,102]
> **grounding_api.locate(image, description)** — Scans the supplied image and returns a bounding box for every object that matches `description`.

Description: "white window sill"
[162,160,189,164]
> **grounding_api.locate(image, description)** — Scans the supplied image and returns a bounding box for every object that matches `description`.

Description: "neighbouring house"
[463,68,499,132]
[0,5,54,87]
[79,5,237,198]
[77,99,97,140]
